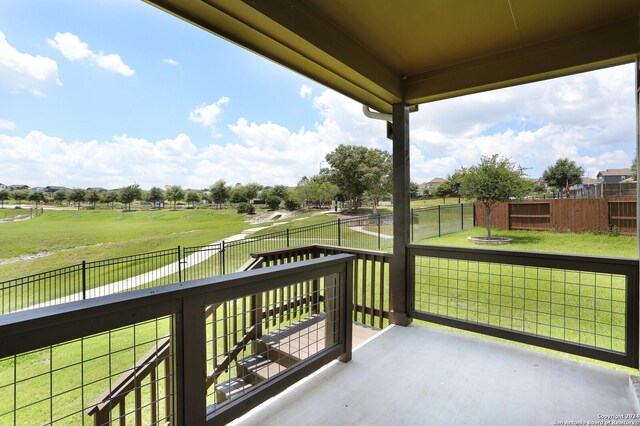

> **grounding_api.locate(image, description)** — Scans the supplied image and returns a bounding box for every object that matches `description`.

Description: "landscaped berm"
[2,0,640,425]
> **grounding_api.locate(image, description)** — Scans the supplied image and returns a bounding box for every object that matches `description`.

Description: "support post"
[82,260,86,300]
[438,205,441,237]
[177,246,182,283]
[635,56,640,374]
[389,103,412,326]
[337,218,341,246]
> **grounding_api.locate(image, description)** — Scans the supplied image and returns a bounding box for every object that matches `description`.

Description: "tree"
[165,185,185,210]
[101,191,119,209]
[85,190,101,208]
[265,195,281,210]
[460,154,532,238]
[434,181,453,203]
[147,186,165,209]
[68,188,86,208]
[28,191,45,207]
[542,158,584,193]
[447,169,466,203]
[185,191,201,207]
[632,154,637,181]
[12,189,29,208]
[0,189,9,208]
[361,149,392,214]
[209,180,230,209]
[269,185,290,200]
[325,144,391,210]
[53,190,68,205]
[409,182,420,199]
[119,185,142,210]
[230,183,261,203]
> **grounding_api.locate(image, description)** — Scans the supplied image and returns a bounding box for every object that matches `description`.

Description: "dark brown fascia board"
[143,0,401,113]
[405,15,640,105]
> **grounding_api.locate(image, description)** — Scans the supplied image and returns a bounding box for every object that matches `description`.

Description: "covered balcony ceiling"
[145,0,640,113]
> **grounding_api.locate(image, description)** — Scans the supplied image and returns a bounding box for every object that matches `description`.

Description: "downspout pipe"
[362,105,392,122]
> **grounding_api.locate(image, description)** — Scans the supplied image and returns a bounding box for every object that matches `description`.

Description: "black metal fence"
[408,244,640,368]
[1,204,470,315]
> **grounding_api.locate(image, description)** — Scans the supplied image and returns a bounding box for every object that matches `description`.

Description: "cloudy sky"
[0,1,636,190]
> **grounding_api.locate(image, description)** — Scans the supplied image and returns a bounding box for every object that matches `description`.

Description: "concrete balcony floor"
[233,323,638,425]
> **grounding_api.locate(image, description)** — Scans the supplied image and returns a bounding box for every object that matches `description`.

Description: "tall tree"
[68,188,86,208]
[53,190,68,205]
[362,149,392,214]
[165,185,185,210]
[325,144,391,210]
[434,181,453,204]
[185,191,201,207]
[409,181,420,199]
[0,189,9,208]
[85,190,101,208]
[119,185,142,210]
[542,158,584,193]
[12,189,29,208]
[209,180,230,209]
[147,186,165,209]
[447,169,466,203]
[28,191,45,207]
[101,191,119,209]
[460,154,532,238]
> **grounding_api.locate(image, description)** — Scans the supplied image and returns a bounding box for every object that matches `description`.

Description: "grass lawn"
[0,209,251,281]
[419,227,637,258]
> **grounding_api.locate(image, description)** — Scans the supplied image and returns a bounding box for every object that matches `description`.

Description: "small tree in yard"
[100,191,118,209]
[28,191,45,207]
[460,154,532,238]
[0,189,10,208]
[209,180,230,209]
[53,190,68,205]
[434,181,452,203]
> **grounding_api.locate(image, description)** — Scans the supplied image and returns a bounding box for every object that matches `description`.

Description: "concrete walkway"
[234,324,637,425]
[350,226,393,239]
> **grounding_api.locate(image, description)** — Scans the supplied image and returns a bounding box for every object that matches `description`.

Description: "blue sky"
[0,1,636,189]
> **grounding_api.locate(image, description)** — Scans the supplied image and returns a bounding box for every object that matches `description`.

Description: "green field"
[419,227,637,258]
[0,209,251,281]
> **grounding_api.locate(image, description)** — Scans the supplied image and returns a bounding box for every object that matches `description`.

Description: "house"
[596,168,633,184]
[44,186,70,194]
[86,187,107,193]
[3,1,640,425]
[7,184,29,191]
[423,177,446,191]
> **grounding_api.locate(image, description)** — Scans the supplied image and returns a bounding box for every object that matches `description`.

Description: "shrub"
[237,202,255,214]
[265,195,281,210]
[284,200,299,211]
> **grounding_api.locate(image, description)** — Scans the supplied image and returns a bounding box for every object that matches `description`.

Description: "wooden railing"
[253,244,392,329]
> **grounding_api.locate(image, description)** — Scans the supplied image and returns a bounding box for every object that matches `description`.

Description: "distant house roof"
[597,168,632,177]
[44,186,70,192]
[427,178,446,184]
[581,177,598,185]
[8,184,29,190]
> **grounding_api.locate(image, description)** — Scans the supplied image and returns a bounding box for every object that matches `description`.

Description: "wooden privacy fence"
[475,199,637,234]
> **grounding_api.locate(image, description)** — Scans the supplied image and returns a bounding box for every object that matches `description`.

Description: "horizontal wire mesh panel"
[0,316,174,425]
[411,203,473,243]
[206,275,342,414]
[413,256,627,353]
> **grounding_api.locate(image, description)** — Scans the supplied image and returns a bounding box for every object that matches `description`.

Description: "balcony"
[1,244,638,424]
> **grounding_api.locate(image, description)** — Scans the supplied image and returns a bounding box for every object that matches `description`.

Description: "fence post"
[82,260,87,300]
[410,208,414,242]
[460,203,464,230]
[377,213,381,249]
[221,240,226,275]
[472,203,476,227]
[438,205,441,237]
[337,218,341,246]
[286,228,290,248]
[177,246,182,282]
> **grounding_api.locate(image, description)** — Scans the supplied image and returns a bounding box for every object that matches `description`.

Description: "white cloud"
[0,119,15,130]
[0,32,61,95]
[189,97,230,135]
[47,32,135,77]
[163,58,178,66]
[299,84,312,98]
